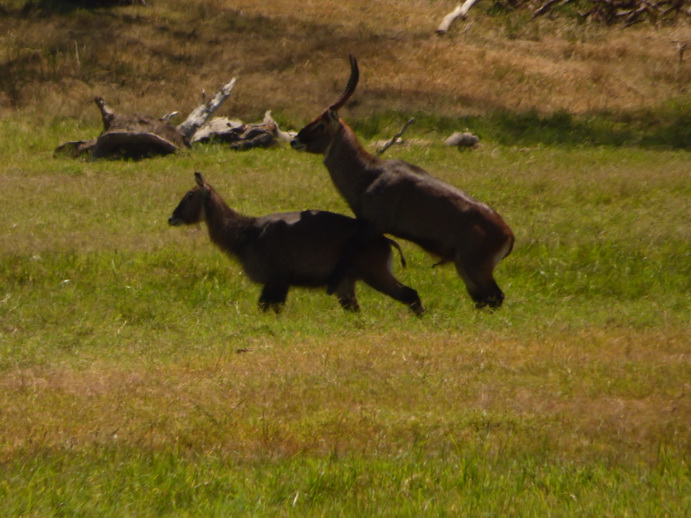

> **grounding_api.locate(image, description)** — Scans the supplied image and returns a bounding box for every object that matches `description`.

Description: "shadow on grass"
[13,0,142,16]
[413,100,691,150]
[490,107,690,149]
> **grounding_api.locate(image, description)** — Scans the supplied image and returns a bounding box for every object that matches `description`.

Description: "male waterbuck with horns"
[291,56,514,308]
[169,172,424,314]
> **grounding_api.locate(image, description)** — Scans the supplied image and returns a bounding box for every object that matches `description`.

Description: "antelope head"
[290,55,359,154]
[168,172,209,226]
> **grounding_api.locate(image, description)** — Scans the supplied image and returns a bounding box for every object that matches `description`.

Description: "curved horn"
[329,55,359,111]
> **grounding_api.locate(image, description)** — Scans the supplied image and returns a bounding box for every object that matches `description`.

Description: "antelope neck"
[324,123,378,174]
[202,189,254,251]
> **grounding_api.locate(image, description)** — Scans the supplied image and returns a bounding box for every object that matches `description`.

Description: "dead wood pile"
[191,111,295,150]
[437,0,689,33]
[533,0,689,26]
[54,79,293,159]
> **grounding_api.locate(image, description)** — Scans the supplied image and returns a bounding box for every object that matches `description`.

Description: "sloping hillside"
[0,0,689,126]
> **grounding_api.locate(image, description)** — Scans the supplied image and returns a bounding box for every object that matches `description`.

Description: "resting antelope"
[291,56,514,308]
[168,172,424,314]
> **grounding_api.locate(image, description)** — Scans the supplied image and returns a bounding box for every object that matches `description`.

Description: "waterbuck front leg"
[258,283,290,313]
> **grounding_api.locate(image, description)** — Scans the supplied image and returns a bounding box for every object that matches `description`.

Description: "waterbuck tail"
[386,237,407,269]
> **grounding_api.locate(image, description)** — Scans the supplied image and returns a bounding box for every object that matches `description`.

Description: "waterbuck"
[168,172,424,314]
[290,56,514,308]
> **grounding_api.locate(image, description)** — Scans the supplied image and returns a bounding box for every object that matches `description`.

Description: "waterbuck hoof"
[474,297,503,310]
[411,302,426,316]
[259,301,283,314]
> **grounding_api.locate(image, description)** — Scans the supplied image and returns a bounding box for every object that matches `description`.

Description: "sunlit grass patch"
[0,143,688,513]
[0,445,687,516]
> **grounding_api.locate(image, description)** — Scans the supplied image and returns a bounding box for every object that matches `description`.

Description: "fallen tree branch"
[673,40,688,64]
[533,0,571,18]
[576,0,685,25]
[438,0,688,28]
[376,118,415,156]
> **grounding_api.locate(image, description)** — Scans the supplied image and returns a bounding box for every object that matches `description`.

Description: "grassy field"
[1,0,690,515]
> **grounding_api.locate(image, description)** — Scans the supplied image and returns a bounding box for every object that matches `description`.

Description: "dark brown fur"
[291,56,514,308]
[169,172,424,314]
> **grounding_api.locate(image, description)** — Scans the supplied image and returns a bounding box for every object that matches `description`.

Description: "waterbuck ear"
[194,172,205,187]
[325,110,340,125]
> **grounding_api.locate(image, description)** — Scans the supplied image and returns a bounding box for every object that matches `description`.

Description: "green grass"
[0,114,689,514]
[1,0,689,512]
[2,447,688,516]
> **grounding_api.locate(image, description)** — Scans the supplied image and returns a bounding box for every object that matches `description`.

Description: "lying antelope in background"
[168,172,424,314]
[291,56,514,308]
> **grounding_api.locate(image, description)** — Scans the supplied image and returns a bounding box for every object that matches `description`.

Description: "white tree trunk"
[436,0,481,34]
[178,78,238,140]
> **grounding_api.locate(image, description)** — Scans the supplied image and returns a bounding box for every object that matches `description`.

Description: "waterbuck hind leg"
[356,242,425,315]
[258,283,289,313]
[326,229,370,295]
[404,286,425,315]
[371,280,425,316]
[326,258,349,296]
[332,277,360,312]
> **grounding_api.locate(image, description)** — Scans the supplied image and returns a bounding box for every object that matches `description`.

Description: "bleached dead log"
[192,111,296,150]
[375,118,415,156]
[226,111,296,150]
[177,78,238,141]
[190,117,245,144]
[436,0,482,34]
[269,111,298,143]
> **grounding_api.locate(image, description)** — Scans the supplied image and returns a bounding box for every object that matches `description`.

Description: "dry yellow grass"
[1,327,687,463]
[0,0,688,123]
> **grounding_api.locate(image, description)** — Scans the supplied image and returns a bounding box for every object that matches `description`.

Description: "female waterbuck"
[168,172,424,314]
[290,56,514,308]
